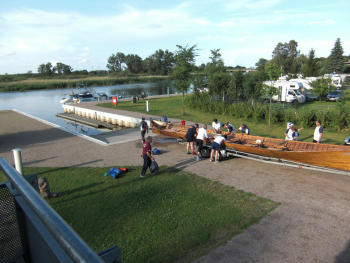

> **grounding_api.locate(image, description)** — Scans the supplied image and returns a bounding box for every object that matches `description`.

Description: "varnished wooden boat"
[151,120,350,172]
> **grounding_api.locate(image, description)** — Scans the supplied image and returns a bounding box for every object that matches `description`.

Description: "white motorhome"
[263,80,306,103]
[324,74,342,88]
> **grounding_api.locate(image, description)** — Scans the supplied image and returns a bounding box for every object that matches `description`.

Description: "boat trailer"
[177,139,350,176]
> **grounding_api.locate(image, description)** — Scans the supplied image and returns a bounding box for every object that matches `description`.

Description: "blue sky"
[0,0,349,74]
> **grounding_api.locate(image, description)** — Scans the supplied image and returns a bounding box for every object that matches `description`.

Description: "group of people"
[284,120,323,144]
[139,116,325,177]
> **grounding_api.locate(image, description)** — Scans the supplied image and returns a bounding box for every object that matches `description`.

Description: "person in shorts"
[195,124,208,161]
[185,124,198,154]
[313,120,323,143]
[210,131,226,163]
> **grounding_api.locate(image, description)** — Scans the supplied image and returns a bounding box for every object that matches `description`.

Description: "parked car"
[304,91,319,101]
[326,90,344,102]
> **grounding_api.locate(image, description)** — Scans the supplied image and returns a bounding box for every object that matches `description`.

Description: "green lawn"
[98,95,350,145]
[0,166,278,263]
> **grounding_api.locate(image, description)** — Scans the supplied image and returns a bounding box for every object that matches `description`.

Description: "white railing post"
[12,148,23,176]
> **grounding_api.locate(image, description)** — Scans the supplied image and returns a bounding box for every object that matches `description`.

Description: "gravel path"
[1,110,350,263]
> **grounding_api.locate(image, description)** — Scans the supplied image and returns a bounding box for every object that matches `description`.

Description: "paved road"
[1,110,350,263]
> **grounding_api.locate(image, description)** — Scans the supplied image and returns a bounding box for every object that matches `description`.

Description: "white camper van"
[263,80,306,103]
[324,74,342,88]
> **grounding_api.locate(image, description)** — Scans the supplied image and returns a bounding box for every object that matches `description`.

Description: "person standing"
[139,117,148,143]
[195,124,208,161]
[185,124,198,154]
[239,123,250,135]
[140,136,154,178]
[284,124,297,141]
[313,120,323,143]
[212,118,221,133]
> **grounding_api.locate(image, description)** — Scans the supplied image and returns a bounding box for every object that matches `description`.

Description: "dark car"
[304,90,319,101]
[327,90,344,102]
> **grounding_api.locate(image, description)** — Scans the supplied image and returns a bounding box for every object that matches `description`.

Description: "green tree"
[124,54,143,73]
[272,40,299,74]
[171,44,197,115]
[54,62,73,74]
[264,62,281,127]
[328,38,344,73]
[302,49,317,77]
[37,62,54,75]
[206,49,233,101]
[106,52,126,72]
[255,58,268,72]
[311,78,333,100]
[143,49,174,75]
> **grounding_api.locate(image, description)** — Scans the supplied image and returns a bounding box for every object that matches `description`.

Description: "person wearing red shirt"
[140,136,154,178]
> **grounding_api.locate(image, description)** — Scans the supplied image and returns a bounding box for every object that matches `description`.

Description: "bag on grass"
[108,168,122,179]
[150,161,159,174]
[119,167,128,173]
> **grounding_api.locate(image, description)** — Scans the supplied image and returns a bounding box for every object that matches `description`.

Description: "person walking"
[313,120,323,143]
[195,124,208,161]
[139,117,148,143]
[185,124,198,154]
[140,136,154,178]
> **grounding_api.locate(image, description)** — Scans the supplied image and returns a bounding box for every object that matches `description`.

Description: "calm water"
[0,81,177,135]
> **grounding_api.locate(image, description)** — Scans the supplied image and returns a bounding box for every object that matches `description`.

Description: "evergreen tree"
[328,38,344,73]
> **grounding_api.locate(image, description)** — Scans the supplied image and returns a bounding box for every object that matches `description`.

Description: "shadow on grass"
[34,159,104,175]
[299,135,313,142]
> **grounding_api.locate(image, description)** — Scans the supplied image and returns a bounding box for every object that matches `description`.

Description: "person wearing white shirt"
[284,125,297,141]
[224,122,236,133]
[239,123,250,135]
[313,120,323,143]
[195,124,208,161]
[212,118,221,132]
[210,131,226,162]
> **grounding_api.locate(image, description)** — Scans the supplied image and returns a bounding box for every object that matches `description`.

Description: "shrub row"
[185,93,350,130]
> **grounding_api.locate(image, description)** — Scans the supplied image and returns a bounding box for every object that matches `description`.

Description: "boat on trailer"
[150,120,350,172]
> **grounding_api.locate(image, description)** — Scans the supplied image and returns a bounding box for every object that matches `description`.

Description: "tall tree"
[54,62,73,74]
[106,52,126,72]
[38,62,54,75]
[171,44,197,115]
[302,49,317,77]
[124,54,143,73]
[328,38,344,73]
[255,58,268,72]
[264,61,282,127]
[143,49,174,75]
[272,40,299,74]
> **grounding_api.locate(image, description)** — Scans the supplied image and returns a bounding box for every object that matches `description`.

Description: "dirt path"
[1,110,350,263]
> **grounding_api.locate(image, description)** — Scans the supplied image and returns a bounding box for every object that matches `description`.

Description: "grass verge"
[97,95,350,145]
[0,166,278,263]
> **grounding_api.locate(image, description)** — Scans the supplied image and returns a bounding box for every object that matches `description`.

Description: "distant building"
[226,67,257,75]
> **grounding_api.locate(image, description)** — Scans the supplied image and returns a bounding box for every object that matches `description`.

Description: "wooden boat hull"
[150,120,350,171]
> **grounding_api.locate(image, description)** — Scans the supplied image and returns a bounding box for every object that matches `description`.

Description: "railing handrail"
[0,158,104,263]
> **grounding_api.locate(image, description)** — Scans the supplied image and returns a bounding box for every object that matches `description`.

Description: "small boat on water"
[150,120,350,172]
[60,89,108,104]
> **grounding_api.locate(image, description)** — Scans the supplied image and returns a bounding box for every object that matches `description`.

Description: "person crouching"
[185,124,198,154]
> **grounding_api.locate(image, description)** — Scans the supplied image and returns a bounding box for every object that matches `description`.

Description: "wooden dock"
[56,113,119,129]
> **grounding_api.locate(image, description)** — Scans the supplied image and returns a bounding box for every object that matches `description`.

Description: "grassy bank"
[98,95,350,145]
[0,166,277,263]
[0,75,168,92]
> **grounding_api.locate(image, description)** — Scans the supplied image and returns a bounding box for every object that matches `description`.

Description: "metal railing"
[0,157,105,263]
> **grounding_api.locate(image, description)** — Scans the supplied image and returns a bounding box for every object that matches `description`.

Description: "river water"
[0,80,177,135]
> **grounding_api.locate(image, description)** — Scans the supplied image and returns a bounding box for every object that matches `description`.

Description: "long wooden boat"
[151,120,350,172]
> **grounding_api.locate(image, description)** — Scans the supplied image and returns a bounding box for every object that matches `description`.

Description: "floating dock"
[61,104,148,129]
[56,113,119,129]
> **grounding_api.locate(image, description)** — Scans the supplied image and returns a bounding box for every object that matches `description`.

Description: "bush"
[185,93,350,130]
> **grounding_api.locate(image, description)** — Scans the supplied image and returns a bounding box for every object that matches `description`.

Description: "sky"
[0,0,349,74]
